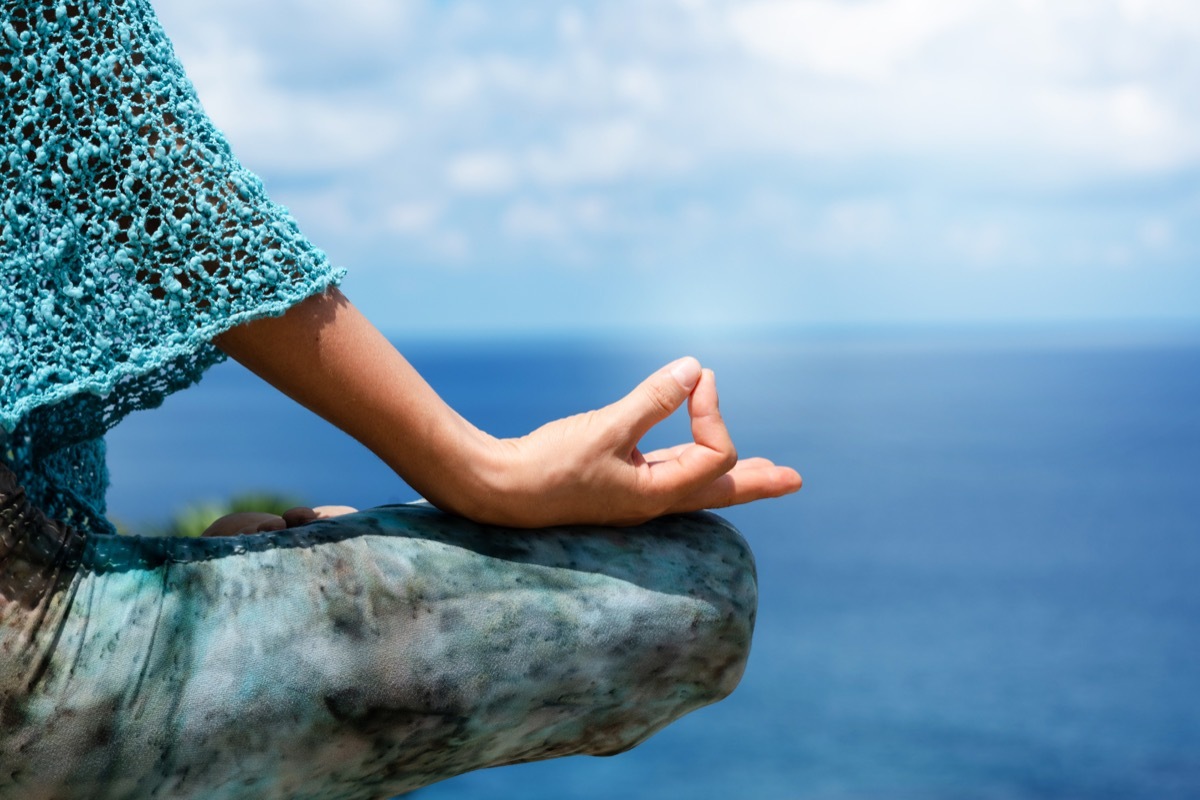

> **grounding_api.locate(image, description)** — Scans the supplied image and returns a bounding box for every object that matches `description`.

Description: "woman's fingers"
[281,506,317,527]
[642,370,739,501]
[255,517,288,533]
[493,357,800,526]
[612,357,702,444]
[200,506,362,537]
[687,369,736,461]
[667,461,803,513]
[647,370,735,470]
[640,372,798,514]
[642,443,691,463]
[281,506,358,528]
[311,505,359,519]
[202,511,289,537]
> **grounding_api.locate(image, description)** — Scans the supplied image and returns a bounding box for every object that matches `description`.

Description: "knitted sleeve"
[0,0,345,448]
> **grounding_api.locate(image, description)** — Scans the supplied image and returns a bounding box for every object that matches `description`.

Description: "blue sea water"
[104,326,1200,799]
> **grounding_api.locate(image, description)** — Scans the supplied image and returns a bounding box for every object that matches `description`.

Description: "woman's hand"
[215,289,801,530]
[462,357,802,528]
[201,505,359,537]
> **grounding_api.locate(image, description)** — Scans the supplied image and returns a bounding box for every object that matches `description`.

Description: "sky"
[153,0,1200,335]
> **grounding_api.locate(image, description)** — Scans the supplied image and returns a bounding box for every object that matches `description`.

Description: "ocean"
[104,326,1200,799]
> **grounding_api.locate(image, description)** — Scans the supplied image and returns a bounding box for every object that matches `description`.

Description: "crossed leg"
[1,501,757,800]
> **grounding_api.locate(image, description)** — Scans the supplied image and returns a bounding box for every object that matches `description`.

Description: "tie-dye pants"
[0,470,756,799]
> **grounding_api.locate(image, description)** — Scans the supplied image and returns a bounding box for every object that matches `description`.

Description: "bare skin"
[208,287,801,530]
[200,505,359,537]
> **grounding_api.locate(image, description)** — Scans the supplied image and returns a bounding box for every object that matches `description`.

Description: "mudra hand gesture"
[482,357,800,526]
[213,288,801,529]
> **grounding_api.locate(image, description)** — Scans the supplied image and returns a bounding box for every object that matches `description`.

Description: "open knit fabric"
[0,0,345,531]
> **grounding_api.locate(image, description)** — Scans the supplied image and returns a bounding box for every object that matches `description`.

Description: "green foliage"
[225,493,307,517]
[162,502,237,538]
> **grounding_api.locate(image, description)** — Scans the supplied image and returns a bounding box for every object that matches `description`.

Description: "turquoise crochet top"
[0,0,345,532]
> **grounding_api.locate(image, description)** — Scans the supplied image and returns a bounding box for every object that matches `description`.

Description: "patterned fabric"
[0,467,758,799]
[0,0,344,528]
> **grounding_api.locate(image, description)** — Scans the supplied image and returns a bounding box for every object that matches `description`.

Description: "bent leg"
[0,505,757,800]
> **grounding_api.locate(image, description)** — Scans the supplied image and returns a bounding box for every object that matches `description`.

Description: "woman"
[0,1,801,797]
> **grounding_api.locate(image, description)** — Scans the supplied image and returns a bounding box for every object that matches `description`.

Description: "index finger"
[641,370,738,501]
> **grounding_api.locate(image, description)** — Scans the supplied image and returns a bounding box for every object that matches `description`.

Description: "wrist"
[440,432,578,528]
[449,435,537,527]
[389,416,519,525]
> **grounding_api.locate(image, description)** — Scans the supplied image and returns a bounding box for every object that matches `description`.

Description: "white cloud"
[385,202,443,235]
[502,197,615,243]
[447,152,518,194]
[728,0,975,82]
[613,65,665,111]
[160,0,1200,186]
[715,0,1200,175]
[526,120,649,186]
[1028,82,1190,172]
[161,27,402,174]
[822,200,897,255]
[503,202,565,241]
[945,221,1014,269]
[146,0,1200,328]
[1138,218,1173,250]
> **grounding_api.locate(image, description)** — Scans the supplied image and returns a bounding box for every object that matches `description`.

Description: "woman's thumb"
[615,356,702,439]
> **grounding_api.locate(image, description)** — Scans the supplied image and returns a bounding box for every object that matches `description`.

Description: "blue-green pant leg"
[1,506,757,800]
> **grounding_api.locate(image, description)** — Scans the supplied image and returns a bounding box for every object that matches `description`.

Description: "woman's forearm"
[214,287,802,527]
[211,288,503,519]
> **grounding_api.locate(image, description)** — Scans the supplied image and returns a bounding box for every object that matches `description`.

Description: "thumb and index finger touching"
[616,356,703,438]
[610,356,739,498]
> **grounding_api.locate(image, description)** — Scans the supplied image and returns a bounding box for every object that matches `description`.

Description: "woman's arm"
[212,287,801,528]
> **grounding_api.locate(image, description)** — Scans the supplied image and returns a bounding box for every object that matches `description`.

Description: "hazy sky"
[154,0,1200,335]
